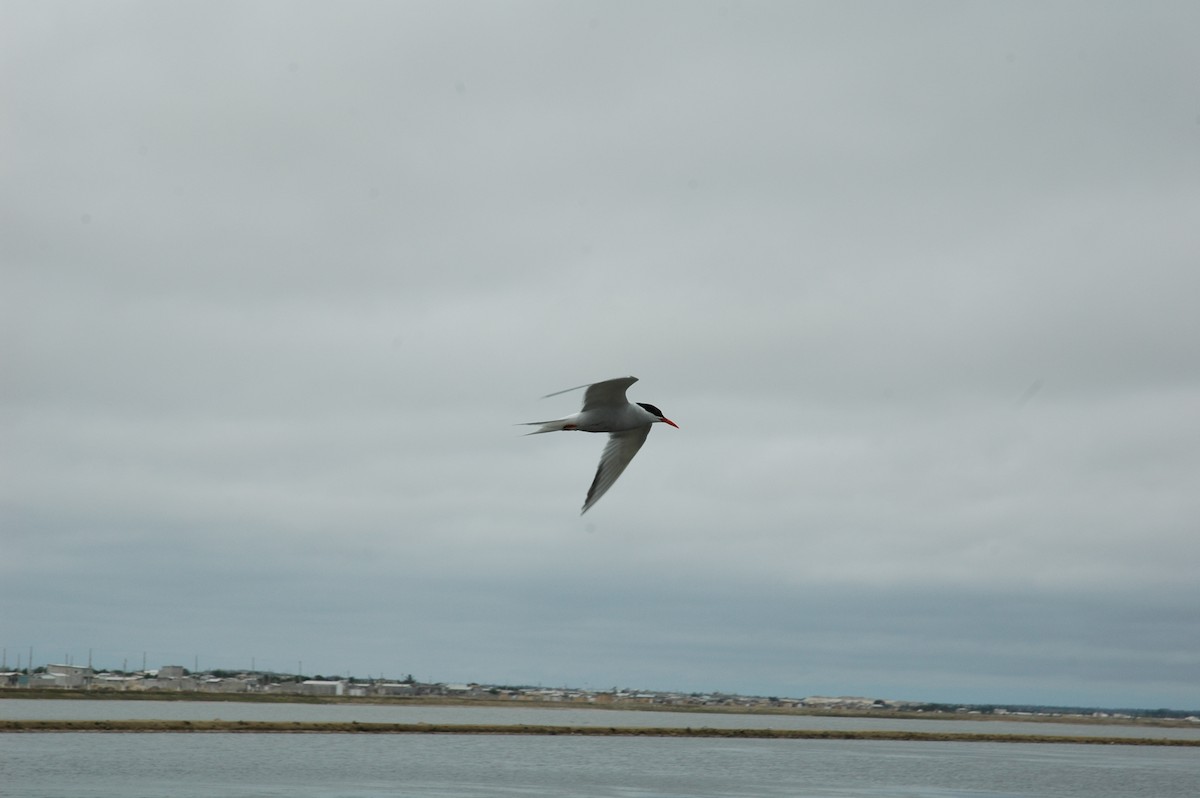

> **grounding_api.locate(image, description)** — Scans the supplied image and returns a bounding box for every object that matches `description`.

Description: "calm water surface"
[2,732,1197,798]
[3,700,1198,740]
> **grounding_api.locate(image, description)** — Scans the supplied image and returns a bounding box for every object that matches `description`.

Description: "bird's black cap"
[637,402,666,418]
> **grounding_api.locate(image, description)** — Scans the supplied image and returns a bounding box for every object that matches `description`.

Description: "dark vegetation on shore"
[1,718,1196,746]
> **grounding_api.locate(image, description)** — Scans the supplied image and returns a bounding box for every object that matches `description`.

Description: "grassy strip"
[0,719,1196,746]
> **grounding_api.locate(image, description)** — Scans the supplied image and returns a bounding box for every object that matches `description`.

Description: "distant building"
[373,683,414,697]
[143,665,197,692]
[92,673,143,691]
[801,695,883,710]
[298,679,345,696]
[198,677,256,693]
[45,664,93,688]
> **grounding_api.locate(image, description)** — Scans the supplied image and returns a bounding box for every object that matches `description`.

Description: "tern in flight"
[522,376,679,514]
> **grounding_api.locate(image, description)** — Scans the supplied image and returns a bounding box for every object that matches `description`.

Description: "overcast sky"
[3,1,1198,709]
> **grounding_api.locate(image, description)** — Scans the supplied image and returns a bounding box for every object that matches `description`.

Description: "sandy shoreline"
[2,718,1197,745]
[3,690,1193,728]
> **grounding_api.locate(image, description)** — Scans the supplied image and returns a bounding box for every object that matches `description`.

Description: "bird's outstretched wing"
[581,425,651,514]
[542,376,638,411]
[580,376,638,412]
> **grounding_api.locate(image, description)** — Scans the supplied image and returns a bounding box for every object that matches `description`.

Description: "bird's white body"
[522,376,677,514]
[529,402,661,434]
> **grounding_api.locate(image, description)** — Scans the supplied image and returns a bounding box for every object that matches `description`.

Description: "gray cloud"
[3,1,1198,708]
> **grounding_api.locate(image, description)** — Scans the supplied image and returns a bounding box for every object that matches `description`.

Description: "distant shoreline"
[1,718,1197,745]
[3,689,1196,731]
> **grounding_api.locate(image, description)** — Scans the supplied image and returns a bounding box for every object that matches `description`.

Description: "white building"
[45,664,93,688]
[298,679,345,696]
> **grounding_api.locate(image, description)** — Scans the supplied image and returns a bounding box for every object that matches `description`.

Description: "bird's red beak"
[660,417,679,428]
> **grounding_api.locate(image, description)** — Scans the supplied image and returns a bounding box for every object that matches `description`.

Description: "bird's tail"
[519,419,572,435]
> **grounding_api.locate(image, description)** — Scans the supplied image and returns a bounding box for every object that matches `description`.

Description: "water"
[2,732,1197,797]
[3,700,1198,740]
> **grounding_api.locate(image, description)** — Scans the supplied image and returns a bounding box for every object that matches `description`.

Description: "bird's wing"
[581,426,651,514]
[542,376,638,411]
[580,376,638,412]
